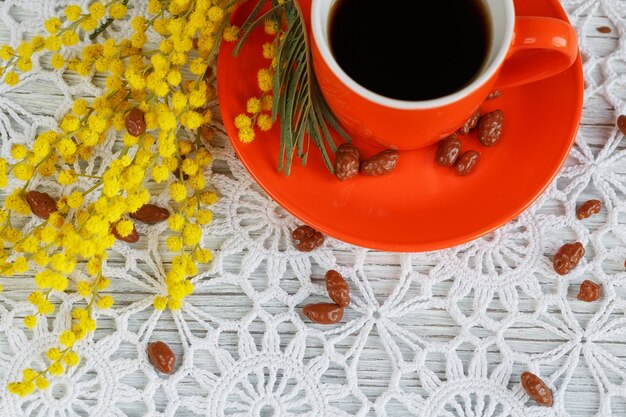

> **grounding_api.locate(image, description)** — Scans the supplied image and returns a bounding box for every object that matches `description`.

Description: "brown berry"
[147,341,175,374]
[597,26,611,33]
[577,280,602,302]
[455,150,481,176]
[325,270,350,307]
[553,242,585,275]
[618,115,626,136]
[130,204,170,225]
[125,108,146,137]
[25,191,57,220]
[436,134,462,167]
[458,109,481,135]
[292,225,324,252]
[360,149,399,176]
[477,110,504,146]
[521,372,553,407]
[172,156,190,180]
[112,221,140,243]
[576,199,602,220]
[303,303,344,324]
[334,143,360,181]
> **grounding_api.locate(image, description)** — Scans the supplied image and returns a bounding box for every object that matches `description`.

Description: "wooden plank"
[0,2,623,416]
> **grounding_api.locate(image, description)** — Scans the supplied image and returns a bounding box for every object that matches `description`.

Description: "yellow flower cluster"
[2,0,233,397]
[0,0,133,84]
[232,19,279,143]
[8,329,81,396]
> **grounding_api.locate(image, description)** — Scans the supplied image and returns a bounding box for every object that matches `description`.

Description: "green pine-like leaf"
[235,0,351,175]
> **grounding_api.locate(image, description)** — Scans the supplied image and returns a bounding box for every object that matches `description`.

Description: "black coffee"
[329,0,491,101]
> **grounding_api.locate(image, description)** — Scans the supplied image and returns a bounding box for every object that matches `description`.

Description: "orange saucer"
[217,0,583,252]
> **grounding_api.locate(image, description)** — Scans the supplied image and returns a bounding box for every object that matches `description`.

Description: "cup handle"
[494,16,579,90]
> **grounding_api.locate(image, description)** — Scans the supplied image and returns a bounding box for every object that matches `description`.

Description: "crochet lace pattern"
[0,0,625,416]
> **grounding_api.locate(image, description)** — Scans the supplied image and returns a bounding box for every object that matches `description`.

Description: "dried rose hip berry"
[25,191,57,220]
[325,270,350,307]
[577,280,602,302]
[553,242,585,275]
[147,341,175,374]
[458,109,481,135]
[125,108,146,137]
[130,204,170,225]
[618,115,626,136]
[477,110,504,146]
[360,149,399,176]
[292,225,324,252]
[435,134,462,167]
[303,303,344,324]
[334,143,360,181]
[172,168,189,180]
[576,199,602,220]
[521,372,553,407]
[487,90,502,100]
[112,221,140,243]
[172,156,190,180]
[455,150,481,176]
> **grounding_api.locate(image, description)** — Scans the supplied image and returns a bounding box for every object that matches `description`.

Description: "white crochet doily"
[0,0,626,416]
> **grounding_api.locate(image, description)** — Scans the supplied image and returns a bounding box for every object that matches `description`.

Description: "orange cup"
[311,0,579,150]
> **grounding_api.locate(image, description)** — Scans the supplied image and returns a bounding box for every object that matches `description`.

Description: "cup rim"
[311,0,516,110]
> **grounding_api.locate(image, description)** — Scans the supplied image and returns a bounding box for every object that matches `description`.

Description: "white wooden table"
[0,1,625,416]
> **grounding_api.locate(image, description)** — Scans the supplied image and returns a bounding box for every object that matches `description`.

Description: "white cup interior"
[311,0,515,109]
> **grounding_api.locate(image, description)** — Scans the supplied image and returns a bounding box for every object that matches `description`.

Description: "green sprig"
[235,0,350,176]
